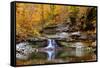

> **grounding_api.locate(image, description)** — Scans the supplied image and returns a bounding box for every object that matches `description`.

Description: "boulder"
[16,42,34,59]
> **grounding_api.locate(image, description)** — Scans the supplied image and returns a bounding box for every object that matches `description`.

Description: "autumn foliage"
[16,3,97,43]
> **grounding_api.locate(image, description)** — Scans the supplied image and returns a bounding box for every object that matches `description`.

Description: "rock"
[70,31,81,36]
[27,37,39,41]
[16,42,29,50]
[16,53,29,60]
[56,26,69,32]
[88,34,96,41]
[57,32,70,39]
[16,42,39,60]
[16,42,34,59]
[72,42,85,48]
[79,34,88,40]
[91,41,96,47]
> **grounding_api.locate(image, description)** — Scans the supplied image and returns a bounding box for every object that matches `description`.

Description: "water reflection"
[45,50,56,61]
[75,47,85,57]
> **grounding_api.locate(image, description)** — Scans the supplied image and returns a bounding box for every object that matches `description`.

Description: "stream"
[16,39,96,65]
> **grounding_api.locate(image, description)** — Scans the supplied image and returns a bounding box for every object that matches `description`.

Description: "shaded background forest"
[16,3,97,43]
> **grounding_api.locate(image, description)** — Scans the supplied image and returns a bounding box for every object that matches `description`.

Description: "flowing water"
[16,39,96,65]
[45,39,58,49]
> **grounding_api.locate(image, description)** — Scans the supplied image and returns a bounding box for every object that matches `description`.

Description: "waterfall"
[52,39,58,47]
[45,39,58,49]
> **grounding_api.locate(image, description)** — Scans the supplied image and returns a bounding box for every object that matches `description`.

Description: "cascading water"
[45,39,58,49]
[52,39,58,47]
